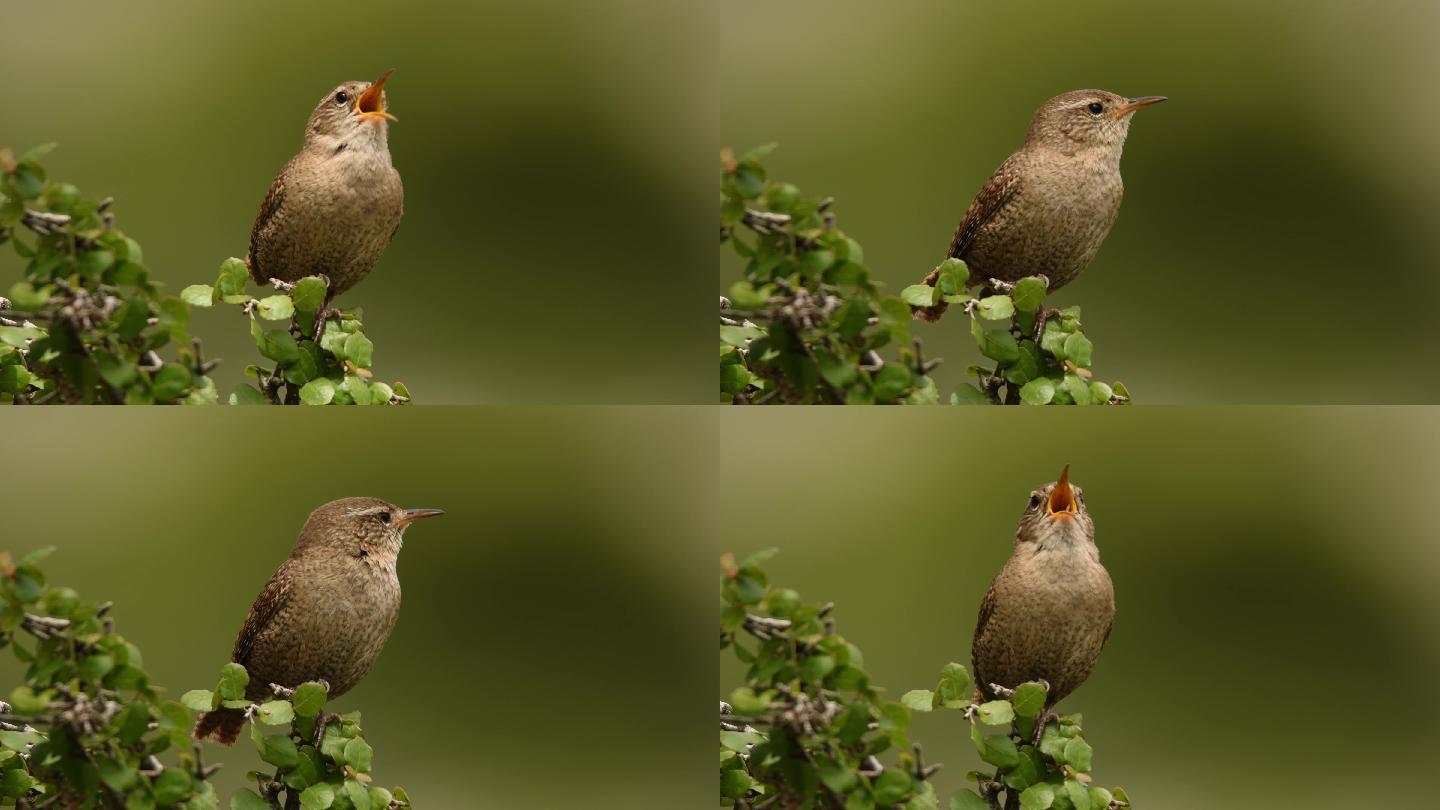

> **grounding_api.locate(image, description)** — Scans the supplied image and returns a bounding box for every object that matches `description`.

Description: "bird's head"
[305,70,398,151]
[293,496,443,564]
[1016,465,1095,550]
[1024,89,1165,153]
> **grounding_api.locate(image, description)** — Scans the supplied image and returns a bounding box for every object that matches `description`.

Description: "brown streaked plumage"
[913,90,1165,321]
[971,466,1114,719]
[248,70,404,302]
[193,497,443,745]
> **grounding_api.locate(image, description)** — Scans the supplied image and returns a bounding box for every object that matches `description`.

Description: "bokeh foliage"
[0,144,214,404]
[0,548,408,808]
[720,147,1128,405]
[182,262,409,406]
[1,145,409,405]
[720,552,1129,809]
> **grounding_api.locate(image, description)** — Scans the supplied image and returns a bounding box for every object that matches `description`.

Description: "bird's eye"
[334,91,349,106]
[1028,494,1042,510]
[1087,102,1104,115]
[378,511,391,524]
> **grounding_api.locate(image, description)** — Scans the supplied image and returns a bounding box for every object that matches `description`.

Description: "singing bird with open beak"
[971,466,1114,737]
[912,90,1165,322]
[247,70,404,307]
[194,497,443,745]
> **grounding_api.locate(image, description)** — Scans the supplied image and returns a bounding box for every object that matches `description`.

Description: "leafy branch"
[720,551,1131,810]
[719,145,1130,405]
[1,143,413,405]
[0,548,411,807]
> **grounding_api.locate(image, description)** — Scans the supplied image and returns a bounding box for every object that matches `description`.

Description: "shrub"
[720,550,1131,809]
[0,547,410,807]
[719,146,1129,405]
[0,144,410,405]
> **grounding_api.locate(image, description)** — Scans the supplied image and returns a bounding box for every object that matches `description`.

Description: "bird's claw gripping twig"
[987,683,1015,699]
[311,308,341,342]
[267,278,297,292]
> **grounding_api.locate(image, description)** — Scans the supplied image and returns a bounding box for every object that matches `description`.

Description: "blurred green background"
[0,409,712,807]
[2,0,713,403]
[720,1,1440,403]
[719,408,1440,807]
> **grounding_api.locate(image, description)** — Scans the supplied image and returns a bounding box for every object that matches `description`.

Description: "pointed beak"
[1046,465,1078,520]
[356,69,398,123]
[394,507,444,528]
[1110,95,1166,118]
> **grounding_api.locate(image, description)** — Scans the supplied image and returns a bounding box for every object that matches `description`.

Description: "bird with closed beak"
[971,466,1114,739]
[194,497,443,745]
[248,70,404,315]
[912,90,1165,322]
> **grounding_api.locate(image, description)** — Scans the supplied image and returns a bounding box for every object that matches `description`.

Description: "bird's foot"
[1032,306,1063,345]
[985,278,1016,294]
[311,308,341,342]
[266,277,297,292]
[311,710,341,749]
[268,682,295,699]
[1030,710,1055,747]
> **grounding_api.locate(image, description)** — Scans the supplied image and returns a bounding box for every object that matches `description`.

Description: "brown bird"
[194,497,443,745]
[971,466,1114,735]
[248,70,404,307]
[912,90,1164,322]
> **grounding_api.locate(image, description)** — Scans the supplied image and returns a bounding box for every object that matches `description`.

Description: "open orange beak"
[1110,95,1166,119]
[393,507,443,528]
[356,69,398,123]
[1046,465,1078,519]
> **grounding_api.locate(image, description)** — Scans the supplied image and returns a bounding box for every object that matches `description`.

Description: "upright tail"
[909,266,949,322]
[193,706,247,745]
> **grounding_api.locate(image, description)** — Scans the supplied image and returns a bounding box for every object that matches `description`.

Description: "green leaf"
[1011,278,1047,312]
[1063,374,1092,406]
[1019,783,1055,810]
[298,783,335,810]
[1064,780,1091,810]
[976,328,1019,363]
[936,258,969,294]
[873,770,913,805]
[1011,682,1047,717]
[872,364,912,402]
[291,682,328,718]
[934,663,971,707]
[216,257,249,296]
[1003,341,1041,385]
[343,333,374,367]
[181,689,215,712]
[1062,737,1093,772]
[299,378,337,406]
[258,329,300,363]
[950,385,991,405]
[291,277,328,313]
[181,284,215,307]
[232,789,273,810]
[253,728,299,768]
[976,700,1013,726]
[1062,333,1093,367]
[256,295,295,321]
[229,384,270,405]
[950,791,992,810]
[901,284,941,308]
[974,732,1019,768]
[815,754,858,794]
[901,690,934,712]
[256,700,294,726]
[1019,378,1056,406]
[976,295,1014,320]
[343,736,374,772]
[217,662,249,700]
[1089,382,1113,404]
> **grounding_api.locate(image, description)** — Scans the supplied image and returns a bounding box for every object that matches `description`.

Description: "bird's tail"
[193,706,247,745]
[909,266,949,322]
